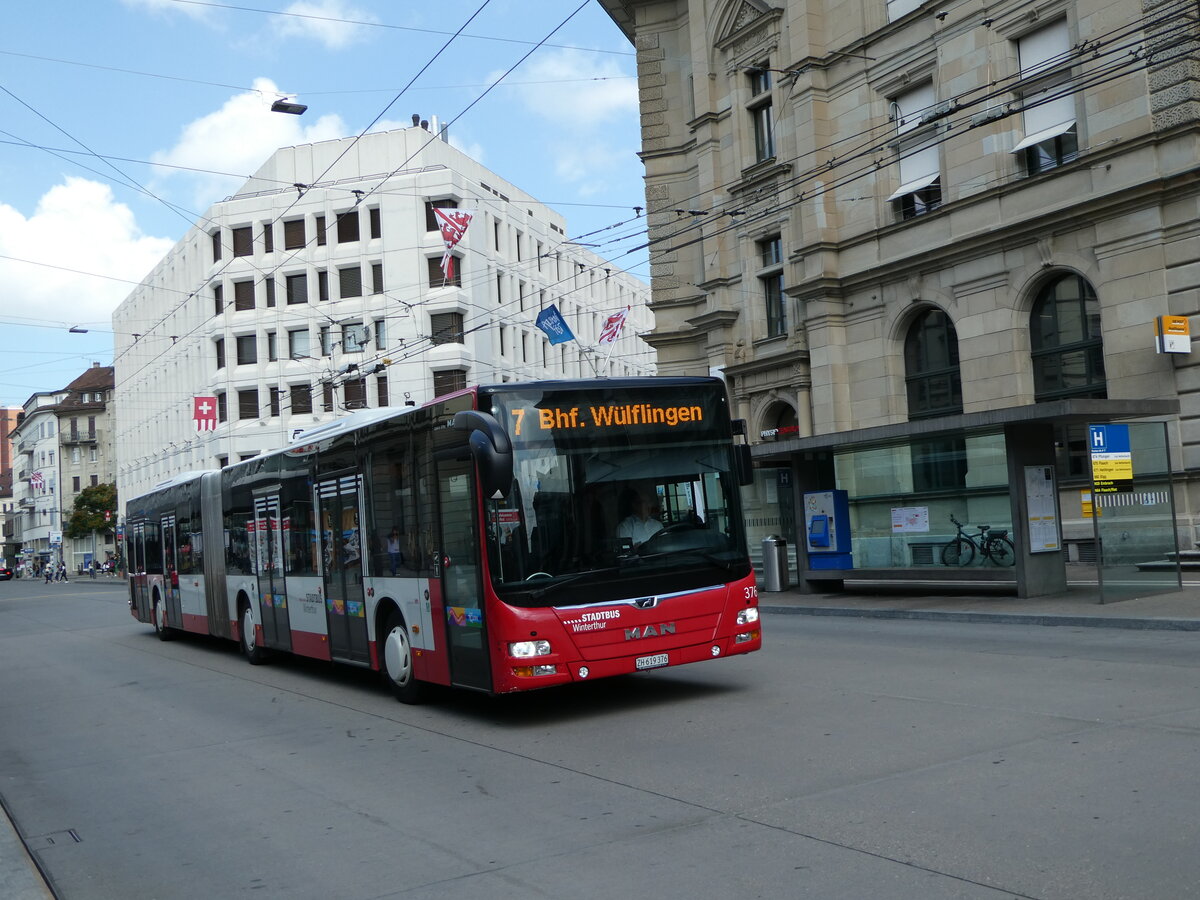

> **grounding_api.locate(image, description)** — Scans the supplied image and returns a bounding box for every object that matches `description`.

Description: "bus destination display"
[508,402,704,436]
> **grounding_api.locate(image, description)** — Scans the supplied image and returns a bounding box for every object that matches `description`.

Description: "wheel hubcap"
[243,610,255,651]
[384,627,411,685]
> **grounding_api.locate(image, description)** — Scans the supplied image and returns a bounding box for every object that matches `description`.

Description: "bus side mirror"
[735,444,754,486]
[452,411,513,499]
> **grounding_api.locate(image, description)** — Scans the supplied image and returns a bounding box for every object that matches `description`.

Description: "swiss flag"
[194,396,218,431]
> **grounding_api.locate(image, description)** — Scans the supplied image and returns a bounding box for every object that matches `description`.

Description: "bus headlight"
[508,639,551,658]
[736,607,759,626]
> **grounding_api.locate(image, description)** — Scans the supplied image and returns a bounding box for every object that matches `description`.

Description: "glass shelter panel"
[1090,422,1179,603]
[833,433,1013,569]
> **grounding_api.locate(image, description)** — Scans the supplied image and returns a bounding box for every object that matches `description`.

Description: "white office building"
[114,122,654,503]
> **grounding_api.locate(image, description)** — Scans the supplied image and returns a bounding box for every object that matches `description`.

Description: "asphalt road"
[1,579,1198,899]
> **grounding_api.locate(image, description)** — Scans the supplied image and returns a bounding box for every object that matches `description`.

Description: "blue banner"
[535,304,576,345]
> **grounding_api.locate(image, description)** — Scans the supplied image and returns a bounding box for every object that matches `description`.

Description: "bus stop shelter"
[750,399,1181,600]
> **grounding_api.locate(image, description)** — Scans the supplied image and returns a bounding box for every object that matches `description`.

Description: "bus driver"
[617,491,663,549]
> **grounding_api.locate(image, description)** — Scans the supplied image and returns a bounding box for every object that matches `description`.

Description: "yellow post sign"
[1156,315,1190,354]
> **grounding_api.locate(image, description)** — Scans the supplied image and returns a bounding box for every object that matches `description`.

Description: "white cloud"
[0,178,175,325]
[151,78,347,210]
[277,0,377,49]
[499,48,639,194]
[505,48,638,129]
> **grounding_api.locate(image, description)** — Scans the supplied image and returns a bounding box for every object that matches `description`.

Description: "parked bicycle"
[941,514,1016,567]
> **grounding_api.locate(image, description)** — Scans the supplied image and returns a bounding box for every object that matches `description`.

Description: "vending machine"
[803,490,852,569]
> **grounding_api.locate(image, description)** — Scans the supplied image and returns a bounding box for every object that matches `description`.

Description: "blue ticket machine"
[803,490,852,569]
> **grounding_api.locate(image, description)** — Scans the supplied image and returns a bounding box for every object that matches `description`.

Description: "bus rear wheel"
[380,610,425,704]
[239,600,266,665]
[153,594,174,641]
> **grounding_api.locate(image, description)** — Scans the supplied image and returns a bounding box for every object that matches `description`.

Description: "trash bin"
[761,535,789,591]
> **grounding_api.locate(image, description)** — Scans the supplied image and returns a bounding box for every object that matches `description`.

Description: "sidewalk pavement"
[5,578,1198,898]
[758,580,1200,630]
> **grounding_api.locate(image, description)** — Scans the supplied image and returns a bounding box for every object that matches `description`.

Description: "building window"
[233,280,255,311]
[1013,21,1078,175]
[336,210,359,243]
[904,308,962,419]
[322,382,334,412]
[429,256,461,288]
[747,64,775,163]
[318,269,329,303]
[888,83,942,219]
[1031,273,1106,401]
[213,284,223,317]
[265,278,276,307]
[369,207,381,239]
[217,392,227,423]
[339,266,363,299]
[90,474,99,487]
[319,326,332,357]
[232,226,252,257]
[236,334,257,365]
[433,369,467,397]
[288,329,310,360]
[73,476,80,492]
[269,387,281,418]
[342,322,367,352]
[431,312,464,345]
[315,215,327,246]
[263,222,274,254]
[376,375,389,406]
[887,0,922,20]
[371,262,384,295]
[425,199,458,232]
[374,318,386,350]
[211,230,222,262]
[283,219,305,249]
[215,338,225,369]
[286,273,307,305]
[238,389,259,420]
[267,331,278,362]
[912,437,968,492]
[344,378,367,410]
[758,236,786,338]
[290,384,313,415]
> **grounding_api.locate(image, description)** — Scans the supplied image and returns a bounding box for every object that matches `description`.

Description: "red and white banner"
[30,471,44,490]
[433,208,473,283]
[597,307,629,345]
[194,396,218,431]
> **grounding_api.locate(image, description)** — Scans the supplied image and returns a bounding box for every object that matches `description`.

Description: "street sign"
[1088,424,1133,493]
[49,531,63,547]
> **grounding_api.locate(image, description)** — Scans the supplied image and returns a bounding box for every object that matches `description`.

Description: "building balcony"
[18,497,34,509]
[62,429,100,445]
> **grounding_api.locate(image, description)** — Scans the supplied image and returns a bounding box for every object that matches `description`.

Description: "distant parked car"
[0,565,13,581]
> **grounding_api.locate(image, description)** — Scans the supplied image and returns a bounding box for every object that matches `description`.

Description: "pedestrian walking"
[44,565,52,584]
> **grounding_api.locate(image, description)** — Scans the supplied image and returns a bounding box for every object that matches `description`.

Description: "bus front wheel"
[380,610,425,704]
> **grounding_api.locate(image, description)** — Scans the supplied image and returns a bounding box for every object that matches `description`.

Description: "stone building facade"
[601,0,1199,593]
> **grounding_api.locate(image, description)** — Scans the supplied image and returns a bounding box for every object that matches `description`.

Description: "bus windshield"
[483,383,751,607]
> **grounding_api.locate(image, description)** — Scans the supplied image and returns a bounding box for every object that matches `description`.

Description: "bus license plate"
[635,652,669,670]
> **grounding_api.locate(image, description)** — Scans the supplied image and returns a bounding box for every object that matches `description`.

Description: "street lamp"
[271,98,308,115]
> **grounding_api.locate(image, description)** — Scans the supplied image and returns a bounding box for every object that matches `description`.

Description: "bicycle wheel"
[987,537,1016,567]
[941,538,975,566]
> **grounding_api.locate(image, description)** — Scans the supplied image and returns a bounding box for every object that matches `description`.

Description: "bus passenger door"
[435,453,492,692]
[161,515,182,628]
[131,521,150,621]
[315,475,369,663]
[254,495,292,652]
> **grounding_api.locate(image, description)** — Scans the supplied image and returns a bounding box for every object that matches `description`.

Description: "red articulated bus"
[126,377,761,701]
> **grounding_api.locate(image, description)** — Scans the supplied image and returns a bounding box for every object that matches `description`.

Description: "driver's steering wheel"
[525,571,553,581]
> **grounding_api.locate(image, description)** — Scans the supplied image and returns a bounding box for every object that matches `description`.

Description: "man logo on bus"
[625,622,676,640]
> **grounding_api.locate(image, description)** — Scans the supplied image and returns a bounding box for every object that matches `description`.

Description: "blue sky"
[0,0,646,407]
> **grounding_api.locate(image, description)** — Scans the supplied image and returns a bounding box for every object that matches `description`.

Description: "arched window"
[904,309,962,419]
[1030,274,1106,400]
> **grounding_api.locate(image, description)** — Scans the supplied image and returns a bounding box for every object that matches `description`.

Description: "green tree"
[65,482,118,540]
